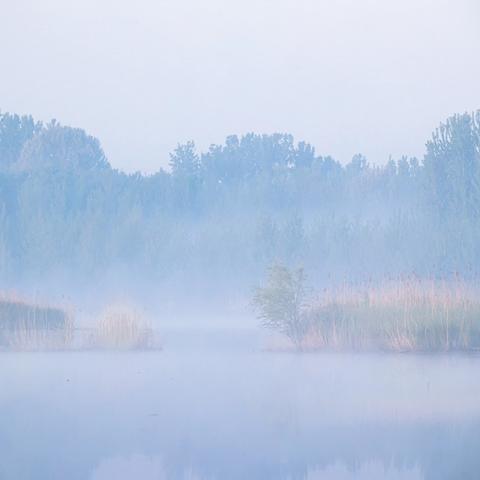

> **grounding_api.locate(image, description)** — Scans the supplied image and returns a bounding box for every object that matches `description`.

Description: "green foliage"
[424,111,480,221]
[0,110,479,288]
[253,265,309,348]
[17,120,109,172]
[0,112,40,170]
[169,141,199,178]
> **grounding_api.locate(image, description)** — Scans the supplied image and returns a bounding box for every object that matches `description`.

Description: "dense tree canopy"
[0,109,479,292]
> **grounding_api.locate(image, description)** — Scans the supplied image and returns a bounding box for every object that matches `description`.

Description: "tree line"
[0,110,479,292]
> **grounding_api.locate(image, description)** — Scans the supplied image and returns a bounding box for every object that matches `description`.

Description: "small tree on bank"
[253,265,309,349]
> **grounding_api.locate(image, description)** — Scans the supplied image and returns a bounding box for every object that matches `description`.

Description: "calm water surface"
[0,328,479,480]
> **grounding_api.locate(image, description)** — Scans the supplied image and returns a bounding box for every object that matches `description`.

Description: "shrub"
[253,265,310,349]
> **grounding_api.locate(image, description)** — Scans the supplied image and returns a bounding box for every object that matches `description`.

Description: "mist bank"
[0,110,479,302]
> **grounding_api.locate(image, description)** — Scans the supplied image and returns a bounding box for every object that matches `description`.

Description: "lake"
[0,328,479,479]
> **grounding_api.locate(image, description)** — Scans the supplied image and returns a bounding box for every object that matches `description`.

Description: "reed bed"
[303,278,480,352]
[94,305,154,350]
[0,296,73,351]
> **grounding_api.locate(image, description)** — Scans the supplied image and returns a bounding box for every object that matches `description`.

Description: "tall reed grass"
[302,278,480,352]
[0,296,73,351]
[94,305,154,350]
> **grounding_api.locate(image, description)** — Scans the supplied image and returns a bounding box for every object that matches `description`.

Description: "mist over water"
[1,1,479,479]
[1,329,479,480]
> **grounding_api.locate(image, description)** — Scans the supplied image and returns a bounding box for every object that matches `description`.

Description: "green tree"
[423,111,480,220]
[0,201,10,274]
[0,112,40,171]
[253,265,309,349]
[18,121,110,173]
[169,141,200,210]
[169,141,199,178]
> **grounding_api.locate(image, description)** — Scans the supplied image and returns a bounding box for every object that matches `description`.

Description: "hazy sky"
[1,0,479,173]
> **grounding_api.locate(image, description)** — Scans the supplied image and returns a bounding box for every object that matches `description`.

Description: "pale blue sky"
[1,0,479,172]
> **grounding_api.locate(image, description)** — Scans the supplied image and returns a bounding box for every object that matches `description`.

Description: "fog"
[1,2,480,479]
[1,335,480,479]
[1,0,479,172]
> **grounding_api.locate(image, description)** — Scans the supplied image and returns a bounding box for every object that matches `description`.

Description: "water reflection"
[90,455,422,480]
[91,455,167,480]
[0,334,479,480]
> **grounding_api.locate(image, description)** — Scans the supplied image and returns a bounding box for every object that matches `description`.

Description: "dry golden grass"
[94,305,154,350]
[0,294,73,351]
[302,277,480,352]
